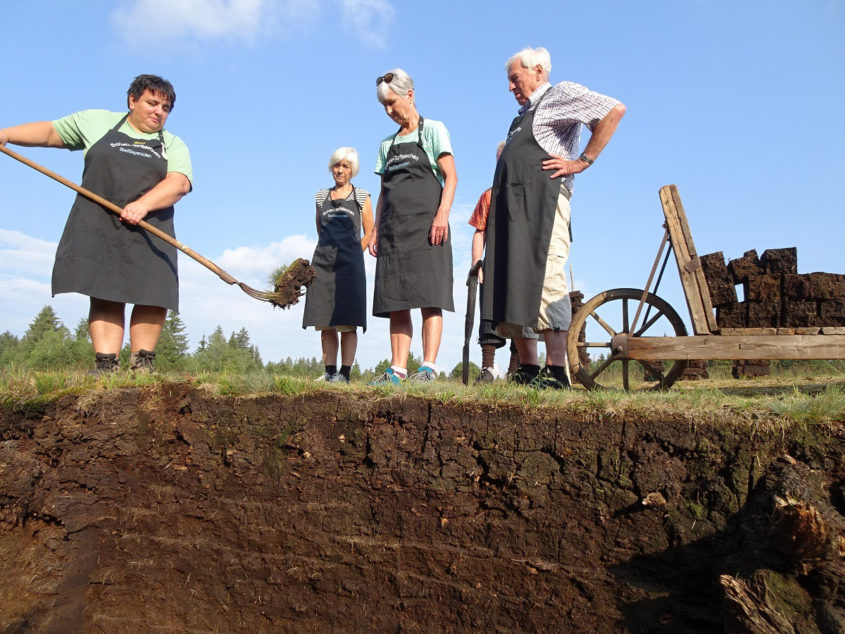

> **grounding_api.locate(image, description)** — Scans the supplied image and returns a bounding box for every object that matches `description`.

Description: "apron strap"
[116,113,168,160]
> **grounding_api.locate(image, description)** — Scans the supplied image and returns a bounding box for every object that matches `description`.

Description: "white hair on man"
[328,146,360,177]
[376,68,414,104]
[506,47,552,79]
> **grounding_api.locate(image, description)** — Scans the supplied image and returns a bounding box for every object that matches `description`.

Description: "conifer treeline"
[1,306,478,379]
[0,306,323,375]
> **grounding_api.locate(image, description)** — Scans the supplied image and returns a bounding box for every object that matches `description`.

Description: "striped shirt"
[314,187,371,221]
[521,81,619,195]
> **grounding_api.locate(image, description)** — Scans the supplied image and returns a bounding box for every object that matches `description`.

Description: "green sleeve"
[52,110,122,152]
[162,131,192,184]
[425,120,453,160]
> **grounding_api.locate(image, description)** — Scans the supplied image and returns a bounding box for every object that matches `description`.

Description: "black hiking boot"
[508,364,540,385]
[89,352,119,376]
[129,349,156,373]
[529,365,572,390]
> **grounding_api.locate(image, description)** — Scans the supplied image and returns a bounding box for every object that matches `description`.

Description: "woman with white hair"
[368,68,458,384]
[302,147,374,383]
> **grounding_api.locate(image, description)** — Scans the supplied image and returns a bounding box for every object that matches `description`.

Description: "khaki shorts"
[537,190,572,331]
[498,189,572,336]
[315,325,357,333]
[495,322,539,340]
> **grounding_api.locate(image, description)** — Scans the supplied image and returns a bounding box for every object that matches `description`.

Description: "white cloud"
[339,0,395,49]
[111,0,305,43]
[112,0,394,48]
[216,234,315,279]
[0,229,56,277]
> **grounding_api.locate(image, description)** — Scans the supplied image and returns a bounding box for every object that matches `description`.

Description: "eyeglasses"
[376,72,394,86]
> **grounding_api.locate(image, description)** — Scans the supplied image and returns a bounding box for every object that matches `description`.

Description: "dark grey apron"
[373,117,454,317]
[52,115,178,310]
[302,187,367,330]
[481,93,561,328]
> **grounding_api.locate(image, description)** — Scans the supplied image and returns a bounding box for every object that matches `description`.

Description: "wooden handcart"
[566,185,845,390]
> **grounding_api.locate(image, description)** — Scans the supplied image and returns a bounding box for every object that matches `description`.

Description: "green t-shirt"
[52,109,193,184]
[374,118,452,185]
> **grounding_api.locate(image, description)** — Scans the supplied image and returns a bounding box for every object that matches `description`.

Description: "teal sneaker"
[408,366,436,383]
[368,367,402,385]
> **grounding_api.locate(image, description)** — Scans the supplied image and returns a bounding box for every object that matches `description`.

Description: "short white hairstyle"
[328,147,360,178]
[506,47,552,79]
[376,68,414,104]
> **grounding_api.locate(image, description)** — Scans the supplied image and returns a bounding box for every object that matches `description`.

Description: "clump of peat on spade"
[267,259,316,309]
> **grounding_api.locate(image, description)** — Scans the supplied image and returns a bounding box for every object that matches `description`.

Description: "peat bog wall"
[0,384,843,632]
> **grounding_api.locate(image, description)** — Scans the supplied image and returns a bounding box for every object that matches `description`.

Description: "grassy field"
[1,361,843,427]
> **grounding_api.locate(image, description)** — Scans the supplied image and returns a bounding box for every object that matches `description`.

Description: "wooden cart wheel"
[567,288,688,391]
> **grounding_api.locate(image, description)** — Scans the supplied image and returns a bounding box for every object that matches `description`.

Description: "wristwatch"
[578,151,594,165]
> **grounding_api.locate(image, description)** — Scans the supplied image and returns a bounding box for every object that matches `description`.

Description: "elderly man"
[481,47,626,388]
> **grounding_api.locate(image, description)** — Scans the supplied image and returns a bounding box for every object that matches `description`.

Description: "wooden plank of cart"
[566,184,845,390]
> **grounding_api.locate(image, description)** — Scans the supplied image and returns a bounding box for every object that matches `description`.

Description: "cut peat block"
[727,250,762,283]
[700,251,737,306]
[760,247,797,275]
[744,275,781,302]
[746,301,781,328]
[782,301,821,328]
[716,302,746,329]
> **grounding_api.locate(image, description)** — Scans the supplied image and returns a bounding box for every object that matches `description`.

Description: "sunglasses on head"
[376,72,394,86]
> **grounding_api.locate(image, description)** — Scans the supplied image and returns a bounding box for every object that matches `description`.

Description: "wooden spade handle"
[0,143,237,286]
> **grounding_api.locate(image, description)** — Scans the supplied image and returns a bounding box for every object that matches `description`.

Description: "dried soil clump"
[268,258,316,309]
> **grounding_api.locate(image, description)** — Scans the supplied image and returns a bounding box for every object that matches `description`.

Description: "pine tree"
[156,311,190,370]
[228,327,251,350]
[73,318,89,342]
[22,306,64,342]
[12,306,80,369]
[68,318,94,366]
[0,331,20,367]
[191,325,261,372]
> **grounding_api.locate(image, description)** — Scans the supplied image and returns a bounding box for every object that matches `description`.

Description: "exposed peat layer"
[0,383,843,632]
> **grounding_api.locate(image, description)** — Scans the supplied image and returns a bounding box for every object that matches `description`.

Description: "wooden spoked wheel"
[567,288,688,391]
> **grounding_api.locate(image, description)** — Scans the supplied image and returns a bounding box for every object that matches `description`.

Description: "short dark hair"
[127,74,176,109]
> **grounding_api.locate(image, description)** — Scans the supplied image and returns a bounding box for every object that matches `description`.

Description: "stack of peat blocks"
[700,247,845,378]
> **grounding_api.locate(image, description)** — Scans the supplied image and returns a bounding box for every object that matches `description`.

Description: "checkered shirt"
[522,81,619,195]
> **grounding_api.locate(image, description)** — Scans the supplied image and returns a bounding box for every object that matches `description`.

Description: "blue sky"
[1,0,843,372]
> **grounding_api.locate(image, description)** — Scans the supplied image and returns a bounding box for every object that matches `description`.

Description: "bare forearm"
[120,172,190,224]
[368,185,384,256]
[471,229,485,263]
[582,102,626,160]
[360,198,374,250]
[0,121,65,148]
[436,157,458,217]
[429,154,457,245]
[136,172,190,209]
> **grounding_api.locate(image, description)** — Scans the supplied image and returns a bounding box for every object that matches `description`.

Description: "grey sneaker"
[408,367,436,383]
[129,349,156,373]
[474,367,496,384]
[327,372,349,383]
[315,372,332,382]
